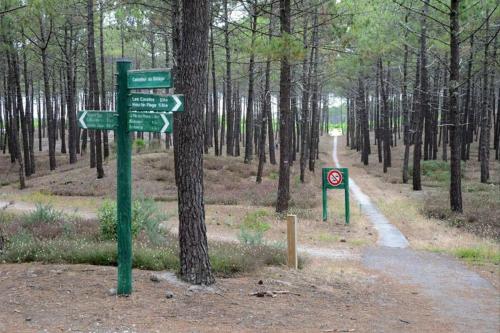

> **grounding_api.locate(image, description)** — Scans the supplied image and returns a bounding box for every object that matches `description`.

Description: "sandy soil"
[0,262,455,333]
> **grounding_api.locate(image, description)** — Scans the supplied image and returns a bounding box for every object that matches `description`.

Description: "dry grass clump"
[423,184,500,239]
[0,203,302,275]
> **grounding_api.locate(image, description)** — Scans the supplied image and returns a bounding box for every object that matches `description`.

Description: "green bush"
[409,160,465,184]
[24,204,64,225]
[133,138,146,153]
[98,198,165,242]
[238,210,270,245]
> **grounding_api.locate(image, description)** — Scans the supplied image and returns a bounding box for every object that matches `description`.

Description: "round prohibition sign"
[327,169,343,187]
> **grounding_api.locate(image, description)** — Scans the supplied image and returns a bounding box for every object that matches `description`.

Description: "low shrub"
[453,246,500,265]
[24,204,64,225]
[0,235,301,275]
[98,197,165,243]
[133,138,146,153]
[409,160,465,184]
[238,210,270,245]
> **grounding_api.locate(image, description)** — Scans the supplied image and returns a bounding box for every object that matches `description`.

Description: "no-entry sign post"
[77,60,183,295]
[322,167,350,224]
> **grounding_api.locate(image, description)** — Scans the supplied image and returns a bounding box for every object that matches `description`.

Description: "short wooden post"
[287,215,298,269]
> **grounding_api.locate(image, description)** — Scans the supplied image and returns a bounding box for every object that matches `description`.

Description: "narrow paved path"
[332,135,499,333]
[332,136,408,248]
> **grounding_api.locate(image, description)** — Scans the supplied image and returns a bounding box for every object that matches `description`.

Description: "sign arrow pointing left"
[79,111,88,129]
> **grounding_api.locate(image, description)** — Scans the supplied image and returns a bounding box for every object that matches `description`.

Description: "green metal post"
[116,59,132,295]
[322,169,328,222]
[344,169,350,225]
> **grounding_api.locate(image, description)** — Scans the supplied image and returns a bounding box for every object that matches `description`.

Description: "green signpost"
[77,111,172,133]
[129,112,172,133]
[116,60,132,295]
[78,110,116,130]
[127,68,172,89]
[129,93,184,112]
[77,60,183,295]
[322,167,350,224]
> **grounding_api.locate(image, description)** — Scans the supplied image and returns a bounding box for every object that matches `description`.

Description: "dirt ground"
[0,262,456,333]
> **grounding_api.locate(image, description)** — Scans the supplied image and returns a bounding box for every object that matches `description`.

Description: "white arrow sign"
[160,113,169,133]
[79,111,88,129]
[171,95,182,112]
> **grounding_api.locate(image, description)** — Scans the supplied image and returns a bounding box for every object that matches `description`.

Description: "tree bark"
[244,3,257,164]
[276,0,291,213]
[479,14,491,183]
[224,0,234,156]
[402,14,410,183]
[448,0,463,211]
[175,0,214,285]
[413,0,429,190]
[210,21,219,156]
[299,17,310,182]
[87,0,103,178]
[358,77,369,166]
[99,0,109,159]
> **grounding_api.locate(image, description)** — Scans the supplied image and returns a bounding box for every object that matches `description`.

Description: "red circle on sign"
[327,170,343,187]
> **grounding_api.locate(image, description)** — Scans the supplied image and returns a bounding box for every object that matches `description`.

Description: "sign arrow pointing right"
[172,95,182,112]
[160,113,169,133]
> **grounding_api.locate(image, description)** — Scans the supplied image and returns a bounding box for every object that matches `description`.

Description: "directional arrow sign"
[129,112,172,133]
[77,110,117,130]
[129,93,184,112]
[127,69,172,89]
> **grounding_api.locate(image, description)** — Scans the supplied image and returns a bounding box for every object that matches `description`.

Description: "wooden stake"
[287,214,297,269]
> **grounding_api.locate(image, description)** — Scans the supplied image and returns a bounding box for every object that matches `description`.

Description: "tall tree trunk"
[441,68,449,161]
[379,60,391,173]
[210,22,219,156]
[376,64,383,163]
[308,11,319,172]
[64,24,77,164]
[358,77,369,165]
[413,0,429,191]
[256,86,267,183]
[13,47,31,177]
[42,51,56,169]
[87,0,104,178]
[220,78,226,153]
[463,35,474,161]
[28,76,35,173]
[37,88,42,152]
[299,16,310,182]
[479,15,491,183]
[99,0,109,159]
[265,7,276,165]
[224,0,234,156]
[244,3,257,164]
[22,43,34,175]
[175,0,214,285]
[59,68,67,155]
[276,0,291,213]
[234,84,241,156]
[402,14,410,183]
[7,50,25,188]
[448,0,463,211]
